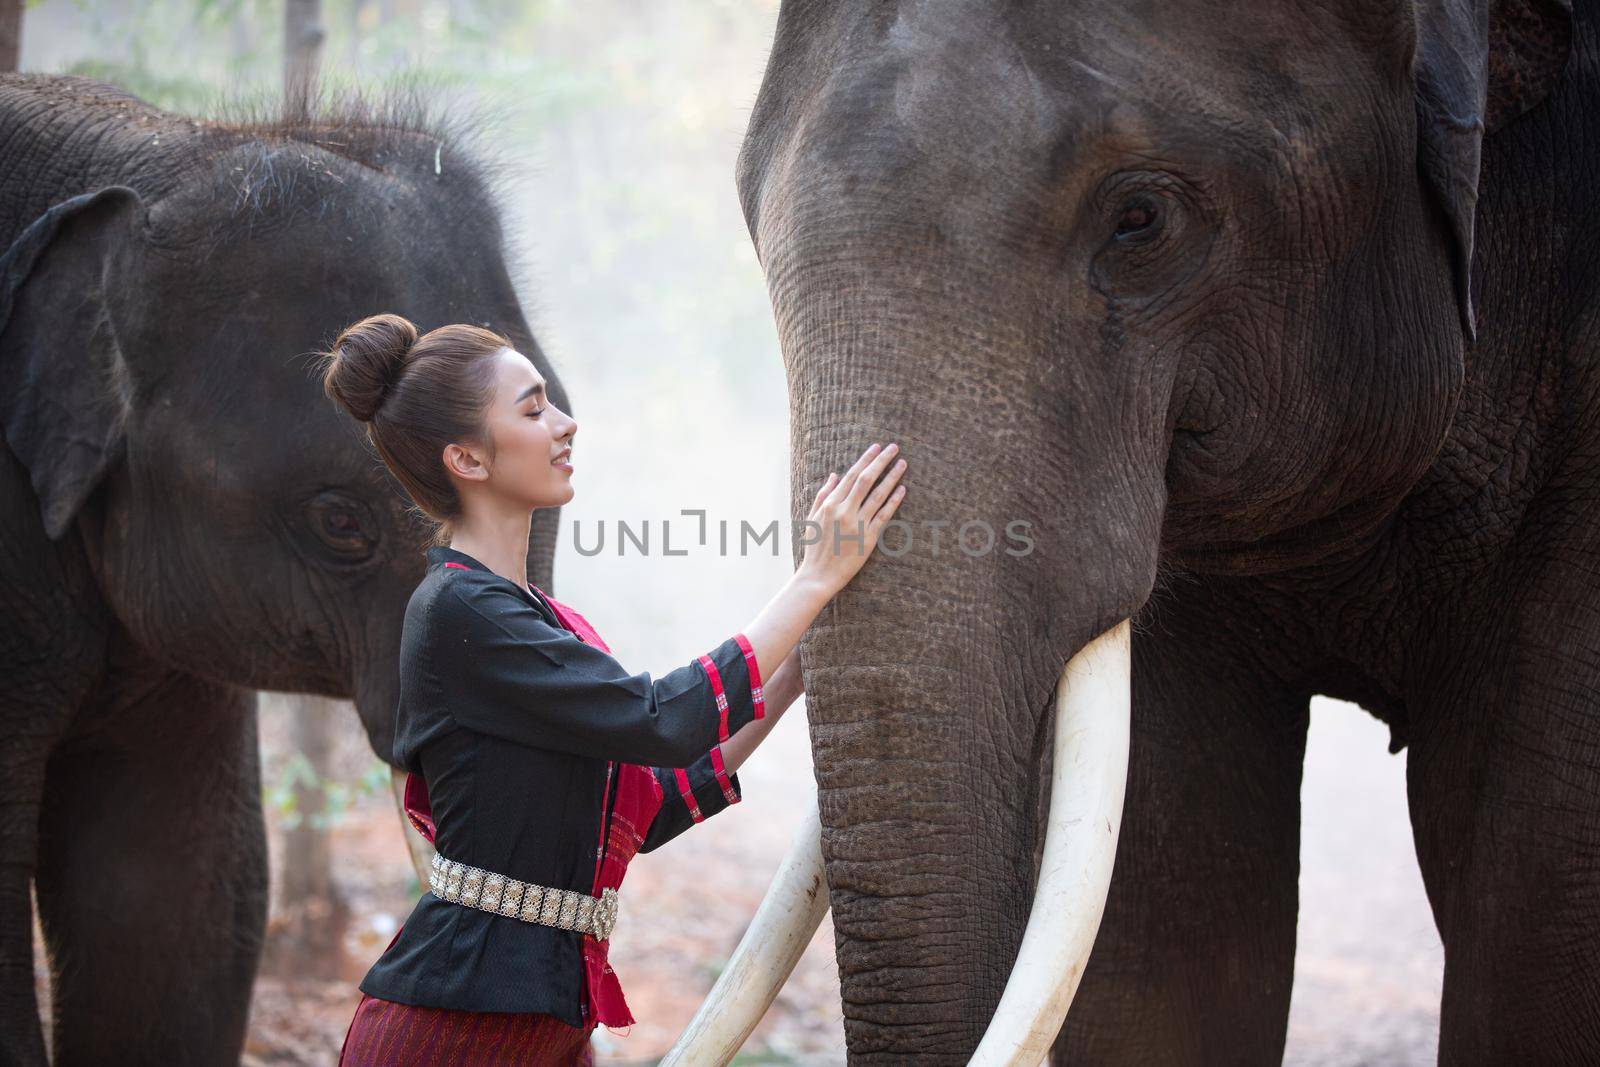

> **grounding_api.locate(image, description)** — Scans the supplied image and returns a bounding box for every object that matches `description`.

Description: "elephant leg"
[1053,591,1310,1065]
[0,712,58,1066]
[35,680,268,1067]
[1407,635,1600,1063]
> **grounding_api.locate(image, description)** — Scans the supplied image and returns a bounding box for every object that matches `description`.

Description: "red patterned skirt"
[339,991,596,1066]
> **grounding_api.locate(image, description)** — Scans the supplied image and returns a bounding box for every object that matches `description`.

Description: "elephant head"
[663,0,1573,1062]
[0,104,565,765]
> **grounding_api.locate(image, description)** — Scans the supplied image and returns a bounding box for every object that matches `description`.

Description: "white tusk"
[660,619,1130,1066]
[658,789,828,1066]
[968,619,1131,1065]
[390,767,438,891]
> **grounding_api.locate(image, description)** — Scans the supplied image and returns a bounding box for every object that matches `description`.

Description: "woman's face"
[472,346,577,510]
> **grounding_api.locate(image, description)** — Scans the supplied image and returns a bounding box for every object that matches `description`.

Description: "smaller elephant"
[0,74,565,1065]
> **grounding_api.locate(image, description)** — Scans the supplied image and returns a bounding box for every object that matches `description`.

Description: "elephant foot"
[0,705,60,1066]
[0,875,50,1066]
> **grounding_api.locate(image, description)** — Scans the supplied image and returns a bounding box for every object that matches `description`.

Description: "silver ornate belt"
[428,851,619,941]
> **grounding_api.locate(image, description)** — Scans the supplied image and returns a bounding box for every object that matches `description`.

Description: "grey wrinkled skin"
[0,75,564,1065]
[739,0,1594,1062]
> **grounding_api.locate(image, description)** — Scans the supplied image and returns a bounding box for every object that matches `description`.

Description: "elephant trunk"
[757,156,1170,1053]
[803,541,1146,1062]
[679,65,1176,1047]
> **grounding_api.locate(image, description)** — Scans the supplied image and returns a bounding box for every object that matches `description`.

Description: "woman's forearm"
[739,569,832,689]
[719,702,781,775]
[720,651,803,774]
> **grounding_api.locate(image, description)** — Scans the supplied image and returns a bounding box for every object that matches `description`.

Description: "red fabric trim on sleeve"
[732,633,765,720]
[672,766,704,822]
[443,561,470,570]
[696,652,732,743]
[709,743,739,805]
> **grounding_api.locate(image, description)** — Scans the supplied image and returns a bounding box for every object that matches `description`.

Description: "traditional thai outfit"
[339,544,765,1066]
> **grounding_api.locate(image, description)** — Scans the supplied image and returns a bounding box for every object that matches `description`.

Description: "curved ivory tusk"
[662,619,1131,1066]
[658,791,828,1066]
[968,619,1131,1065]
[390,767,439,891]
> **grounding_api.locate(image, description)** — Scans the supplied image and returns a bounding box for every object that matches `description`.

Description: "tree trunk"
[284,0,325,116]
[258,0,346,984]
[261,694,351,980]
[0,0,22,73]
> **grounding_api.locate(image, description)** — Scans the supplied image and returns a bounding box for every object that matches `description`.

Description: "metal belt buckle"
[592,886,619,940]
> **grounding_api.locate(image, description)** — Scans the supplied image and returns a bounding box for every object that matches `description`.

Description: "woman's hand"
[799,442,907,596]
[734,444,905,712]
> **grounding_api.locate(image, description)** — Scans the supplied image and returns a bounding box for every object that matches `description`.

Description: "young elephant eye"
[305,491,378,560]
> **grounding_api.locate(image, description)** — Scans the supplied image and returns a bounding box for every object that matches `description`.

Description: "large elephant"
[0,75,565,1065]
[676,0,1593,1063]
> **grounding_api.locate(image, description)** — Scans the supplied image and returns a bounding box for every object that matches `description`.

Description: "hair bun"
[321,313,419,423]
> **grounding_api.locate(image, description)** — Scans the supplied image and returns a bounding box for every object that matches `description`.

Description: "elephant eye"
[1114,200,1160,240]
[326,510,362,537]
[305,491,378,561]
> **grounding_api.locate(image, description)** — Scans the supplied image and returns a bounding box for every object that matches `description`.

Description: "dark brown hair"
[318,313,510,544]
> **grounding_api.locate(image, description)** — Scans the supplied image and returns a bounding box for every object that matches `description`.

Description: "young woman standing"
[318,314,906,1064]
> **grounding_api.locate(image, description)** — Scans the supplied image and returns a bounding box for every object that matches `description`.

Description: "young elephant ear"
[1412,0,1572,344]
[0,186,146,541]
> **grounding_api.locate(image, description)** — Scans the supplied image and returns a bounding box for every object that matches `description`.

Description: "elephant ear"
[0,186,145,541]
[1412,0,1572,344]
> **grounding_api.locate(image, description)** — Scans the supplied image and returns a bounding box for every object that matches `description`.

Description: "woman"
[317,313,906,1064]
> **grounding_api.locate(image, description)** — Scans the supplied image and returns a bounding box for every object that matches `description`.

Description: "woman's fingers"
[869,483,907,530]
[859,457,906,518]
[803,444,909,583]
[809,472,836,518]
[846,443,900,509]
[826,443,884,507]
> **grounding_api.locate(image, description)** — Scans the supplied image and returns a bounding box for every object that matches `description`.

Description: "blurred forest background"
[13,1,1444,1064]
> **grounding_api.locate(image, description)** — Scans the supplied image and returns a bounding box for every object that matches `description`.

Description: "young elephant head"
[0,88,565,764]
[679,0,1573,1062]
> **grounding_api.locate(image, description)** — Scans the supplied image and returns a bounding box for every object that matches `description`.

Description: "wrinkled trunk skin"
[770,166,1168,1060]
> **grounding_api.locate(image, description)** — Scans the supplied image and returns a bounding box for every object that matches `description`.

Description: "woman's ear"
[0,186,148,540]
[1410,0,1573,344]
[443,441,490,482]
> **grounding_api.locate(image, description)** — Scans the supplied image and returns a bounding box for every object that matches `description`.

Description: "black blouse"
[358,544,764,1025]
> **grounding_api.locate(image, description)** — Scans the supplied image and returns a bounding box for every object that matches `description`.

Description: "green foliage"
[36,0,599,126]
[26,0,785,388]
[263,752,391,831]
